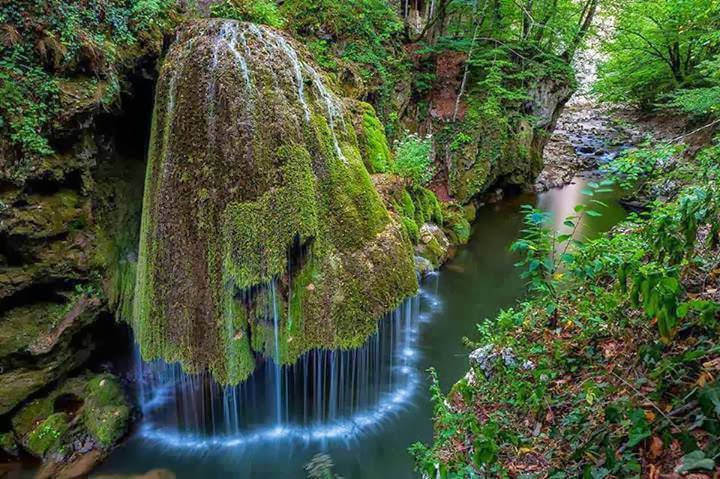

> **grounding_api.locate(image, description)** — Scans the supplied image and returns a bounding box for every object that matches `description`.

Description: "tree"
[596,0,720,108]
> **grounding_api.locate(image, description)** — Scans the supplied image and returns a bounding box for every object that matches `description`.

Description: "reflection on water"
[537,176,626,240]
[89,176,625,479]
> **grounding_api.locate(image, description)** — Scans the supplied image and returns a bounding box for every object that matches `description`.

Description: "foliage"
[209,0,285,28]
[280,0,405,119]
[510,182,611,317]
[602,143,682,189]
[416,137,720,476]
[391,132,435,186]
[0,0,178,170]
[596,0,720,109]
[409,368,501,478]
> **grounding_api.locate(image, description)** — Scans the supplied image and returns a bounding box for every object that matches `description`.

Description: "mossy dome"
[133,19,417,384]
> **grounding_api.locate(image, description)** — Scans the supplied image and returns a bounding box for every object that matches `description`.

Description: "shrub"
[210,0,285,28]
[391,133,434,186]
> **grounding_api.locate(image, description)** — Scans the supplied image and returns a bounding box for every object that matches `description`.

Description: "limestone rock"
[469,345,535,378]
[415,223,450,269]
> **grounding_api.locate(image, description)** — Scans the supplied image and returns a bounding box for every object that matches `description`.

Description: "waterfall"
[134,289,427,447]
[133,19,418,434]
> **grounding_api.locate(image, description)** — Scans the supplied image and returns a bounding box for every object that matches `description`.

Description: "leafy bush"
[601,143,682,189]
[0,0,178,165]
[210,0,285,28]
[390,133,434,186]
[595,0,720,108]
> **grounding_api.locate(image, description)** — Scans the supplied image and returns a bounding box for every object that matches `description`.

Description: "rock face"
[9,373,131,479]
[133,20,417,384]
[427,62,574,204]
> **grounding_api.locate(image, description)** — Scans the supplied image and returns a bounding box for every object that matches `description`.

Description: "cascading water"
[134,290,427,447]
[132,18,417,390]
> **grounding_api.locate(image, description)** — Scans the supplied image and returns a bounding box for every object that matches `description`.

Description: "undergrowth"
[412,135,720,478]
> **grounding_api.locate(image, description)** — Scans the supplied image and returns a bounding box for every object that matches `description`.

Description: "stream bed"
[93,176,626,479]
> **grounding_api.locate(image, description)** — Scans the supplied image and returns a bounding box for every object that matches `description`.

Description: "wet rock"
[414,255,434,275]
[11,373,131,477]
[469,345,534,378]
[415,223,450,269]
[0,296,100,414]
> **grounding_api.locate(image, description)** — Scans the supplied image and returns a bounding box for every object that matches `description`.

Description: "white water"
[133,282,432,449]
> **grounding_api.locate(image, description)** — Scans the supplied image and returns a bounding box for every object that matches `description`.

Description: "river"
[91,175,626,479]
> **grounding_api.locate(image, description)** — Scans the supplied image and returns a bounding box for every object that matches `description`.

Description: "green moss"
[11,373,130,455]
[26,413,69,457]
[11,397,54,439]
[132,21,417,384]
[222,145,319,290]
[410,186,443,225]
[442,204,472,245]
[441,98,539,204]
[0,432,17,456]
[79,374,131,448]
[0,302,65,357]
[354,102,392,173]
[402,216,420,243]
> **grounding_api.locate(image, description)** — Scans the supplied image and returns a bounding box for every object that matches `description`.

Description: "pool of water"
[87,176,625,479]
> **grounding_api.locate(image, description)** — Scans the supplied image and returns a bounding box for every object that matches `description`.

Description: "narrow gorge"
[2,1,718,478]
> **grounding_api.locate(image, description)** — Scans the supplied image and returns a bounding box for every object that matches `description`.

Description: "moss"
[353,102,392,173]
[26,413,69,457]
[0,302,65,357]
[0,432,18,456]
[440,98,539,204]
[11,373,130,455]
[410,186,443,225]
[463,203,477,223]
[132,20,416,384]
[442,204,472,245]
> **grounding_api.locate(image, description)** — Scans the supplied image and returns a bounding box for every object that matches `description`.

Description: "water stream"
[96,176,626,478]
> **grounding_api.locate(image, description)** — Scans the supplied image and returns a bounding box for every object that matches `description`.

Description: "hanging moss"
[442,204,472,245]
[352,102,392,173]
[132,20,417,384]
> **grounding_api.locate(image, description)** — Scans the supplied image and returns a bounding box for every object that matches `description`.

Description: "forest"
[0,0,718,478]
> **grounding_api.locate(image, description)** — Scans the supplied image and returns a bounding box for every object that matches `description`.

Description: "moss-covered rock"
[132,20,417,384]
[436,72,573,204]
[11,373,130,461]
[352,101,392,173]
[442,204,472,245]
[0,431,18,456]
[26,413,70,457]
[82,375,131,448]
[0,294,101,415]
[415,223,450,268]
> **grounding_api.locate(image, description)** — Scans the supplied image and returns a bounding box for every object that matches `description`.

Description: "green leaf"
[676,450,715,473]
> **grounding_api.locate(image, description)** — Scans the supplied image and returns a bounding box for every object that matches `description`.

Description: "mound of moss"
[133,20,417,384]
